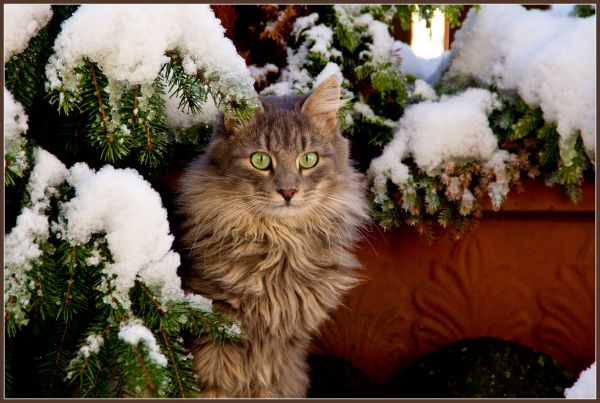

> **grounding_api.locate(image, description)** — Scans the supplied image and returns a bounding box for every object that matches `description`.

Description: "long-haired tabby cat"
[175,76,368,398]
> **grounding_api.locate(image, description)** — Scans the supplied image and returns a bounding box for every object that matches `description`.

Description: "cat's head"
[204,76,357,219]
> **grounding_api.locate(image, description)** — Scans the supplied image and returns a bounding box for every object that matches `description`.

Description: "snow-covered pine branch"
[5,148,238,397]
[41,4,259,170]
[367,5,595,238]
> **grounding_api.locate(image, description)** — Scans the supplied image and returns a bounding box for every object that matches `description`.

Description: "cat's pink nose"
[278,188,297,202]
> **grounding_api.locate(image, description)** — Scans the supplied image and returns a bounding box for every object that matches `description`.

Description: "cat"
[175,76,369,398]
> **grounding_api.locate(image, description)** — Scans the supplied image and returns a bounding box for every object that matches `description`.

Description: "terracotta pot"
[310,179,595,386]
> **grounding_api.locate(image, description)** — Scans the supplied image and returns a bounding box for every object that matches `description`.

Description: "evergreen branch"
[60,247,79,311]
[132,85,140,124]
[88,62,115,144]
[132,346,157,392]
[70,323,112,391]
[139,283,164,313]
[145,126,153,155]
[48,322,70,397]
[5,27,52,109]
[160,327,185,397]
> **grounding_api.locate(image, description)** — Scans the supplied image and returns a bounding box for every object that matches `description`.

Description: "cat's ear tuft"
[301,76,345,131]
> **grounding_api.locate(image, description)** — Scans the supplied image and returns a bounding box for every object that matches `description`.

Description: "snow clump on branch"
[445,5,596,162]
[59,162,187,309]
[4,4,52,60]
[4,149,69,327]
[368,89,501,202]
[45,5,256,103]
[118,319,168,367]
[4,88,30,174]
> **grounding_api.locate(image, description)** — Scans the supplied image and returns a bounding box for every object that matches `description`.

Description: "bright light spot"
[411,9,446,59]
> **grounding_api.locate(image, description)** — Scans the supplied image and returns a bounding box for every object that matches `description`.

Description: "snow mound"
[45,4,255,101]
[368,89,504,204]
[565,362,596,399]
[60,162,185,308]
[446,5,596,161]
[4,4,52,60]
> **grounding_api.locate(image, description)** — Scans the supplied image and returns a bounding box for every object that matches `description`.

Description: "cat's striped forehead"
[255,111,315,152]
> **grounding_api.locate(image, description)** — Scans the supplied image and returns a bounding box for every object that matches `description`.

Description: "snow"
[226,322,242,337]
[183,294,212,313]
[357,14,395,64]
[59,163,185,309]
[315,63,343,87]
[413,79,438,101]
[5,149,68,269]
[304,24,335,59]
[78,334,105,359]
[118,319,168,367]
[565,362,596,399]
[261,13,324,95]
[4,149,69,328]
[248,63,279,85]
[547,4,575,17]
[4,4,52,60]
[445,5,596,162]
[45,4,256,104]
[291,13,320,39]
[368,89,501,201]
[392,41,451,83]
[4,88,29,173]
[4,88,29,140]
[163,89,217,132]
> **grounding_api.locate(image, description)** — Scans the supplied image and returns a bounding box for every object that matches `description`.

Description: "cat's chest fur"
[183,202,361,339]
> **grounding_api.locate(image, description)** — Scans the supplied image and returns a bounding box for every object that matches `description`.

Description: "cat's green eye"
[250,152,271,170]
[299,152,318,169]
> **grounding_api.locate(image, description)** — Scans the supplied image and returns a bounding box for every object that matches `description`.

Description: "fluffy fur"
[175,77,368,398]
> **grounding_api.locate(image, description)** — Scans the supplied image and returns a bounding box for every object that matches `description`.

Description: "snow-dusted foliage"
[4,148,69,328]
[45,4,258,132]
[4,4,52,60]
[46,5,253,95]
[263,5,402,97]
[392,41,450,83]
[368,5,594,236]
[58,162,189,309]
[262,13,338,96]
[6,148,212,323]
[565,362,596,399]
[4,87,30,180]
[369,89,504,201]
[118,319,168,367]
[445,5,596,162]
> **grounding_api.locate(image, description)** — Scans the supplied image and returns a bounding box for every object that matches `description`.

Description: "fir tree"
[5,4,255,397]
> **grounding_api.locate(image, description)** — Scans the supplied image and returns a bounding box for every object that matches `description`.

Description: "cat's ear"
[301,76,345,131]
